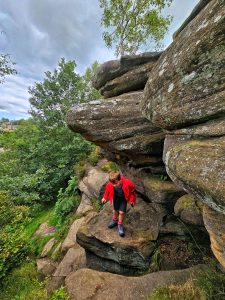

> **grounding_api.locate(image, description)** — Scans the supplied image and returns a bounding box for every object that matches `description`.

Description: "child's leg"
[108,210,119,228]
[118,211,125,224]
[113,210,119,220]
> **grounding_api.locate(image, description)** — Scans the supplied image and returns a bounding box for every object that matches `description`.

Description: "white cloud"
[0,0,199,120]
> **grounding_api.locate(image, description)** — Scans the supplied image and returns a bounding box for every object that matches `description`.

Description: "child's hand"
[102,198,107,204]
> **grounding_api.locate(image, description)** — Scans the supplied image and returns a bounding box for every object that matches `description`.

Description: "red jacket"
[103,176,136,205]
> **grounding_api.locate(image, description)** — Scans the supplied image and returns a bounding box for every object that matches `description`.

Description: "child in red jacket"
[102,171,136,237]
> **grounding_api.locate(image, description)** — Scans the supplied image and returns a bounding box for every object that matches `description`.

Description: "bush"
[0,192,30,280]
[54,177,80,225]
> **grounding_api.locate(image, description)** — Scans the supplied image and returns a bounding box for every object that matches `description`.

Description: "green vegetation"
[0,58,100,288]
[99,0,173,56]
[150,259,225,300]
[0,53,17,84]
[0,261,69,300]
[100,161,120,172]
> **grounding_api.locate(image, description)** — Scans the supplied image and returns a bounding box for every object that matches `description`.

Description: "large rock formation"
[203,205,225,270]
[66,265,206,300]
[92,51,162,90]
[142,0,225,130]
[76,200,167,275]
[63,1,225,297]
[164,135,225,215]
[68,91,164,167]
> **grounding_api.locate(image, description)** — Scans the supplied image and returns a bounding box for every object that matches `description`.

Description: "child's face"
[111,180,122,188]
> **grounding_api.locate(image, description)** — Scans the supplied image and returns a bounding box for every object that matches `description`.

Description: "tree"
[99,0,173,56]
[0,54,17,84]
[27,59,99,202]
[29,58,101,127]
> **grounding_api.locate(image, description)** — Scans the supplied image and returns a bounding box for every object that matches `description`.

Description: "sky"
[0,0,199,120]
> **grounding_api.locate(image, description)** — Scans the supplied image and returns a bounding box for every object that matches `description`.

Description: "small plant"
[149,248,161,272]
[87,146,101,166]
[50,287,70,300]
[91,197,103,212]
[101,161,119,172]
[160,175,168,181]
[74,160,86,180]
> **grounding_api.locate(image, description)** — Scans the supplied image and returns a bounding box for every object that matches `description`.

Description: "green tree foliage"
[0,54,17,83]
[0,59,100,204]
[29,58,101,127]
[0,191,30,279]
[99,0,173,56]
[0,59,100,280]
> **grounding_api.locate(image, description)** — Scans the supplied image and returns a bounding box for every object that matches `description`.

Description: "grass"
[0,261,47,300]
[150,279,204,300]
[24,207,55,239]
[150,259,225,300]
[0,261,69,300]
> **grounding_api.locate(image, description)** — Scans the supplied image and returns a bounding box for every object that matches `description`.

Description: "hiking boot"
[108,219,118,229]
[118,224,125,237]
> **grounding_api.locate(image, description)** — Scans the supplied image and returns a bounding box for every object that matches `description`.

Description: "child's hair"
[109,171,121,183]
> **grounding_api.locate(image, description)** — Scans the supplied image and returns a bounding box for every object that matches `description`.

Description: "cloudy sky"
[0,0,198,120]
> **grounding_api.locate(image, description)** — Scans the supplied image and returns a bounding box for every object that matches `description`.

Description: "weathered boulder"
[203,205,225,269]
[33,222,56,238]
[76,194,94,216]
[163,135,225,215]
[92,52,162,90]
[121,167,184,207]
[61,217,85,253]
[173,0,212,39]
[76,200,167,275]
[142,0,225,130]
[68,92,164,165]
[41,238,57,258]
[167,118,225,137]
[54,247,86,277]
[174,194,204,226]
[100,62,155,98]
[65,265,206,300]
[78,166,108,200]
[141,175,184,206]
[37,258,58,279]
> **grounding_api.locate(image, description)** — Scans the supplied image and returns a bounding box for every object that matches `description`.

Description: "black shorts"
[113,197,127,212]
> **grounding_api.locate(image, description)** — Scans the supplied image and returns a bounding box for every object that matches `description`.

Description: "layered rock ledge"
[76,200,167,275]
[68,92,164,166]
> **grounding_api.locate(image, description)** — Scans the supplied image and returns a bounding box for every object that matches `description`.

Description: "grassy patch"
[100,161,119,172]
[24,207,55,239]
[150,279,204,300]
[0,261,70,300]
[0,261,47,300]
[150,259,225,300]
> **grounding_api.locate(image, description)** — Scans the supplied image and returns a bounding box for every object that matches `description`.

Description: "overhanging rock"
[68,91,164,166]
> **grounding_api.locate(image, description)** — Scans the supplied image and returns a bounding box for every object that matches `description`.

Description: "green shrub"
[0,191,30,280]
[54,177,80,225]
[0,224,29,280]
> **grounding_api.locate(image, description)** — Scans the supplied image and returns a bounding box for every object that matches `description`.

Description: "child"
[102,171,136,237]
